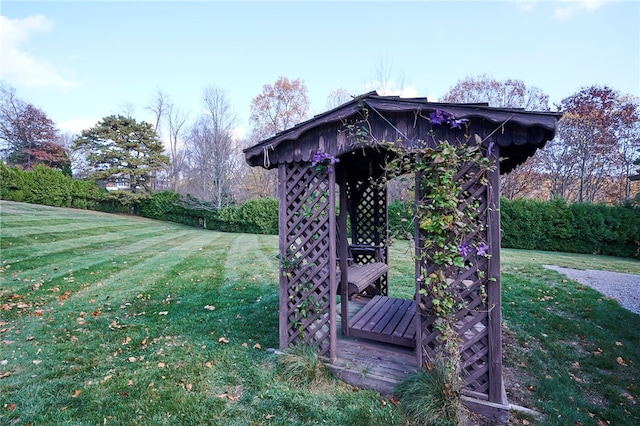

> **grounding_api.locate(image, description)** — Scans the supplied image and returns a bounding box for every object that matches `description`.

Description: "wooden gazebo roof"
[244,92,561,173]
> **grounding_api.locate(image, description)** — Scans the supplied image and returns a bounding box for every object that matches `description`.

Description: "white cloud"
[58,118,99,134]
[363,81,419,98]
[553,0,612,20]
[0,15,80,89]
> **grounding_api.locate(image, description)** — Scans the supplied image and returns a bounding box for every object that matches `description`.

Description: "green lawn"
[1,201,639,425]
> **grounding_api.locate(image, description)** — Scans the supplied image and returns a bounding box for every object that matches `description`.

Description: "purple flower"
[457,242,473,257]
[487,141,495,157]
[476,243,489,257]
[430,110,468,129]
[312,150,340,173]
[429,110,450,126]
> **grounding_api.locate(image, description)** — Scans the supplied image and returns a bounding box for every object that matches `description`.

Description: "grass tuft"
[276,344,333,389]
[394,353,467,426]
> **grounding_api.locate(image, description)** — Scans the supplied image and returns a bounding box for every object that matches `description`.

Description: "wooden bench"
[345,262,389,297]
[341,244,388,298]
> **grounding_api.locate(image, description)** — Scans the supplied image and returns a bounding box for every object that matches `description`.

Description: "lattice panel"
[416,161,492,394]
[347,178,388,296]
[281,162,333,356]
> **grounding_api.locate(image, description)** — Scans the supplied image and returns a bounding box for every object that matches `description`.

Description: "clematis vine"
[476,242,489,257]
[311,150,340,174]
[457,242,473,257]
[430,109,469,129]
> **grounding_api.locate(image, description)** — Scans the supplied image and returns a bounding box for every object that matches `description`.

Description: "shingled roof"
[244,92,562,174]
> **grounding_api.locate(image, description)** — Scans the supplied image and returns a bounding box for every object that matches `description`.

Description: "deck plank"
[348,296,416,348]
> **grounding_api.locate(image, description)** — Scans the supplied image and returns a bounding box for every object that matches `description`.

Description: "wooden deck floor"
[324,296,419,395]
[348,295,416,348]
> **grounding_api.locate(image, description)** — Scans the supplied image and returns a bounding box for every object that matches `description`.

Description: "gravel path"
[543,265,640,316]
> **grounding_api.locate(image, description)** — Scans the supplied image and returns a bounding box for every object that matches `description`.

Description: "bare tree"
[441,74,550,111]
[183,86,238,208]
[370,57,410,96]
[147,89,169,134]
[326,88,353,109]
[165,102,188,191]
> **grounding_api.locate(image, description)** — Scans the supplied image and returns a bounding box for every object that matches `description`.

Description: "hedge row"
[501,198,640,259]
[0,163,104,209]
[3,164,638,257]
[138,191,279,235]
[389,198,640,259]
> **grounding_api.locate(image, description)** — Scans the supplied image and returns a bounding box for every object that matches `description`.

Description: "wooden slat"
[348,296,416,348]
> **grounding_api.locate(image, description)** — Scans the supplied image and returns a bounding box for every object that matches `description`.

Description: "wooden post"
[278,164,288,350]
[338,168,350,335]
[329,169,337,361]
[414,170,423,368]
[486,150,505,404]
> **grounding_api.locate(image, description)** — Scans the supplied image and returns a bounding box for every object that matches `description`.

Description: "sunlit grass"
[1,200,638,425]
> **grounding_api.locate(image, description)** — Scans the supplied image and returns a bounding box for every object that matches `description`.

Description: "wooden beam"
[487,149,505,404]
[278,165,288,350]
[329,169,337,361]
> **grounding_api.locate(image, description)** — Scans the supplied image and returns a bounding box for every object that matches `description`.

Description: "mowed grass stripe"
[60,231,226,308]
[1,225,177,262]
[1,229,214,300]
[0,217,88,228]
[0,222,155,246]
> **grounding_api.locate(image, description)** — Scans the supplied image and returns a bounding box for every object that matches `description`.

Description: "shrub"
[235,198,278,234]
[501,198,640,259]
[139,190,181,220]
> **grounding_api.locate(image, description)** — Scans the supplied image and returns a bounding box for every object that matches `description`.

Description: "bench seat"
[345,262,389,297]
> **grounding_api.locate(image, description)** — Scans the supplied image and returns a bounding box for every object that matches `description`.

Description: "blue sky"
[1,0,639,139]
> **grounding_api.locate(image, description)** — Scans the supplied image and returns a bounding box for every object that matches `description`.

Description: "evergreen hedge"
[501,198,640,259]
[0,163,104,209]
[3,163,637,258]
[138,191,278,235]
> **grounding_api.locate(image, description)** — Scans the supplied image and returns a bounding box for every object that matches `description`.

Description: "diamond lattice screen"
[280,162,333,356]
[417,161,491,394]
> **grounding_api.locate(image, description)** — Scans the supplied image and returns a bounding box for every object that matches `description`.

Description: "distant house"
[104,177,131,192]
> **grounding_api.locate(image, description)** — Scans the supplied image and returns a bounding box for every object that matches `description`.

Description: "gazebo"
[244,92,561,422]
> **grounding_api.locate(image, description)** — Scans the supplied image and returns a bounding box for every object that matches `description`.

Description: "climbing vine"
[345,107,496,374]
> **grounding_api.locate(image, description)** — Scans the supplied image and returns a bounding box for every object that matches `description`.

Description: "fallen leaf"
[204,305,215,311]
[615,341,623,346]
[205,361,213,368]
[242,342,248,348]
[594,348,603,355]
[33,360,42,365]
[157,362,166,368]
[128,357,137,363]
[616,356,627,366]
[266,414,275,419]
[0,372,12,379]
[26,336,35,341]
[71,389,82,398]
[218,337,229,344]
[8,403,15,411]
[253,343,261,349]
[158,311,168,316]
[186,383,193,391]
